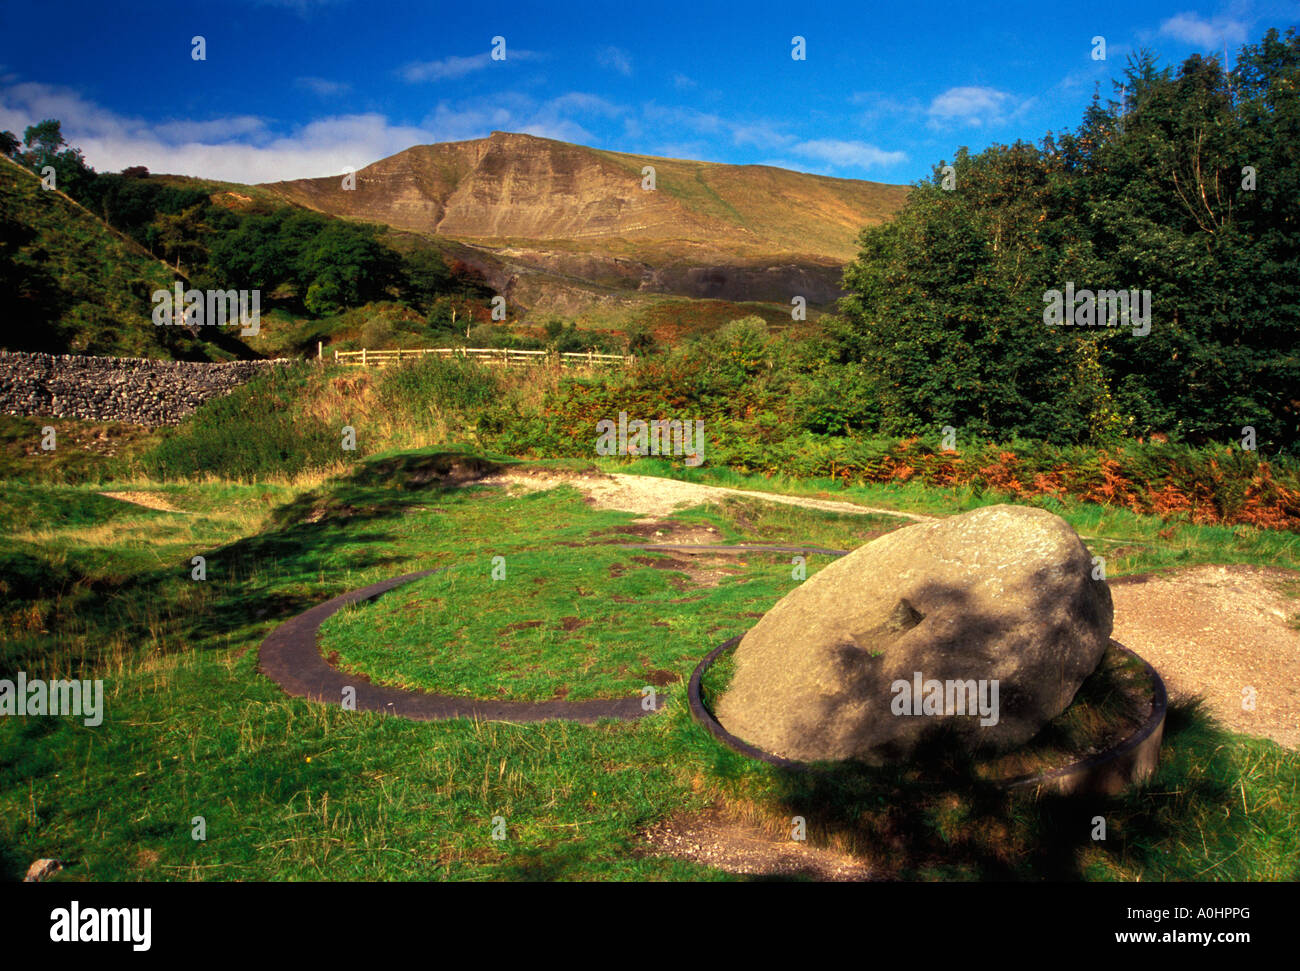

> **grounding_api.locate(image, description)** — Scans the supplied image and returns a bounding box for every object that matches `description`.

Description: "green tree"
[150,204,210,273]
[837,26,1300,453]
[22,119,65,164]
[400,248,452,314]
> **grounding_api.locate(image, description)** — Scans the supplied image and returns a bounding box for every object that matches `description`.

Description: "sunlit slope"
[262,131,910,308]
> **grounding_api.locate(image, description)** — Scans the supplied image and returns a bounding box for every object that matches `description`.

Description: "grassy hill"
[0,156,250,360]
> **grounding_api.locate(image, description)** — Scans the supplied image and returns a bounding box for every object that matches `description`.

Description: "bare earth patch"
[598,519,726,546]
[99,490,186,513]
[1111,564,1300,749]
[477,469,932,522]
[641,808,874,881]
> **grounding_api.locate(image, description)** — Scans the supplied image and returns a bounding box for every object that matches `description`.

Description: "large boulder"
[715,504,1113,764]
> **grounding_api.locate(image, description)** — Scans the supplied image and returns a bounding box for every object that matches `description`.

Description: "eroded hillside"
[262,131,909,310]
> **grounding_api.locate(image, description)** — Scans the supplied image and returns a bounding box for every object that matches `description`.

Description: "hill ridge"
[260,131,909,313]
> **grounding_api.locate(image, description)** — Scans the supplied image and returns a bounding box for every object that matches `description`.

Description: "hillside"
[262,131,909,314]
[0,156,250,360]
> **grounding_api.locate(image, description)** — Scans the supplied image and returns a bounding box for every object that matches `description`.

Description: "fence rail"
[329,347,633,369]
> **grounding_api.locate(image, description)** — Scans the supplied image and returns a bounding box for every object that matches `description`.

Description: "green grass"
[319,486,878,701]
[0,415,160,484]
[2,446,1298,881]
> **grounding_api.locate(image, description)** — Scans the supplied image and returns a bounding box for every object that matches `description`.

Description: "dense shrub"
[141,364,342,480]
[375,355,500,415]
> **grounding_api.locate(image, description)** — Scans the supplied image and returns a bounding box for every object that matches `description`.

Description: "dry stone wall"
[0,351,293,427]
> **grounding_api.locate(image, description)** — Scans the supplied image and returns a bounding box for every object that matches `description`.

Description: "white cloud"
[791,139,906,170]
[638,106,907,171]
[849,91,921,125]
[0,77,900,185]
[927,86,1014,126]
[597,46,633,76]
[422,92,609,145]
[0,81,130,141]
[730,122,791,149]
[1159,13,1249,48]
[755,158,826,175]
[295,76,351,97]
[670,73,697,90]
[642,103,725,135]
[401,53,492,83]
[400,50,539,83]
[418,102,514,142]
[0,80,611,183]
[640,104,797,151]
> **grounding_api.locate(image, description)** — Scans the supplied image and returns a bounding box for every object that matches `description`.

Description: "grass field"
[2,445,1298,881]
[319,487,889,702]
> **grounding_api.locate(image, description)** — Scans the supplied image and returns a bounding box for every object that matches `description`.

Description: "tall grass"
[141,364,351,481]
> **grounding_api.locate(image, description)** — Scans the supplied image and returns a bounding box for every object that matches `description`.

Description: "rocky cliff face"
[262,132,908,311]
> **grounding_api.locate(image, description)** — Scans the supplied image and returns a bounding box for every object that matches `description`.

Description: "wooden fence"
[328,347,633,369]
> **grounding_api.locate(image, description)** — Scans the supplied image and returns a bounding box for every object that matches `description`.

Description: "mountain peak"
[261,133,908,314]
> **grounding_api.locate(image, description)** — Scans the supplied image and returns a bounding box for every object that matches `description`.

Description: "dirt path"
[1111,565,1300,749]
[641,809,874,881]
[99,490,187,513]
[480,469,935,522]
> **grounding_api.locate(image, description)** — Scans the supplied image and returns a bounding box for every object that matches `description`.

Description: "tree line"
[834,27,1300,454]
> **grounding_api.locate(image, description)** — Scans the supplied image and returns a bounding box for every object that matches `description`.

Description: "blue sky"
[1,0,1296,186]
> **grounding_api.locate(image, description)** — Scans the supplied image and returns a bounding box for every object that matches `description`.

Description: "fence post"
[361,347,366,367]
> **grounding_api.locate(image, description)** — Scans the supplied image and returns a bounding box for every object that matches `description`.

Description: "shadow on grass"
[340,450,512,493]
[182,449,528,647]
[1,448,513,677]
[755,699,1244,880]
[0,835,29,883]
